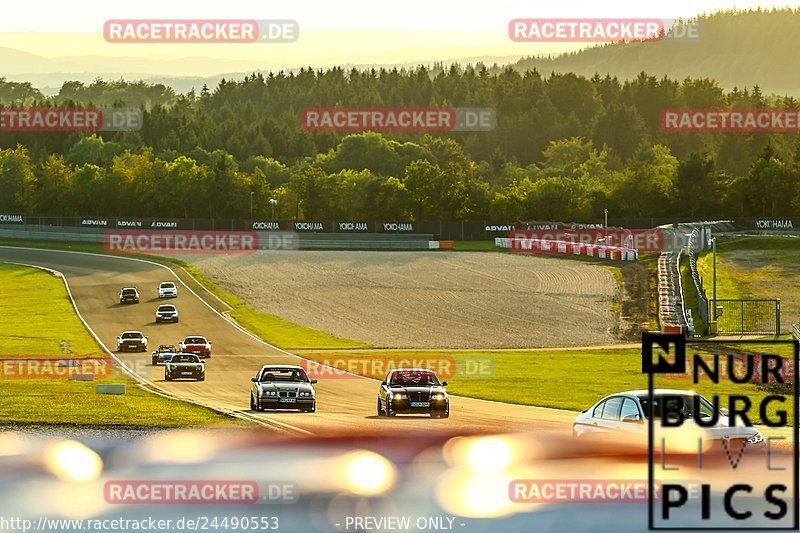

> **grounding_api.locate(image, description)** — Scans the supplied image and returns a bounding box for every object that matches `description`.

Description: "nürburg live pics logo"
[642,332,799,530]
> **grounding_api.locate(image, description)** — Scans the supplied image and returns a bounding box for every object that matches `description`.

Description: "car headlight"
[433,393,446,401]
[167,364,175,371]
[196,365,203,371]
[748,432,764,444]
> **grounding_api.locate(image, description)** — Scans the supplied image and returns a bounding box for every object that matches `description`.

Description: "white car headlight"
[196,365,203,371]
[433,393,446,401]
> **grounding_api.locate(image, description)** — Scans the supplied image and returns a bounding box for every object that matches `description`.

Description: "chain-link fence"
[710,299,781,336]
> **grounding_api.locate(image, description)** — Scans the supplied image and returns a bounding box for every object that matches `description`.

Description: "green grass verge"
[0,263,248,428]
[697,237,799,333]
[0,238,371,350]
[298,348,790,422]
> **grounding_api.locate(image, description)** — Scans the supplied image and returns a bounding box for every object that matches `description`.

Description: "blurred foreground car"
[158,281,178,298]
[155,304,179,323]
[179,335,212,358]
[116,331,147,352]
[118,287,139,304]
[164,353,205,381]
[250,365,317,412]
[572,389,764,445]
[378,368,449,418]
[151,344,179,365]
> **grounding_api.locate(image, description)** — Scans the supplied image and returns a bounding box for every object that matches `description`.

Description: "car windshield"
[159,345,176,352]
[121,332,142,339]
[259,368,309,383]
[639,394,716,420]
[173,355,200,364]
[389,370,440,387]
[184,337,206,344]
[122,289,136,295]
[161,283,175,288]
[158,306,176,311]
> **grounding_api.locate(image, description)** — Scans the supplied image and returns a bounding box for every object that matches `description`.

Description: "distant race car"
[179,336,212,359]
[158,281,178,298]
[164,353,205,382]
[152,344,179,366]
[377,368,449,418]
[119,287,140,304]
[117,331,148,352]
[155,304,179,323]
[572,389,764,446]
[250,365,317,412]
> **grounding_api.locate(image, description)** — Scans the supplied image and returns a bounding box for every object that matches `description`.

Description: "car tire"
[165,375,171,381]
[151,357,158,366]
[306,402,316,413]
[377,398,385,417]
[250,394,256,411]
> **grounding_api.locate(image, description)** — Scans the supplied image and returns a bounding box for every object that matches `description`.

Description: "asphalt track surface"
[0,246,577,437]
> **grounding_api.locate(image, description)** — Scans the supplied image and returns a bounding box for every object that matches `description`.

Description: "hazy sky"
[1,0,797,77]
[4,0,799,32]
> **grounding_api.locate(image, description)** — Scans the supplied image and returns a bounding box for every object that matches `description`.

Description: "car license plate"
[410,402,430,407]
[181,372,192,375]
[279,398,296,403]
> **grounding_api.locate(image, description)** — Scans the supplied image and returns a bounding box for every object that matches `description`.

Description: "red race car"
[179,335,212,359]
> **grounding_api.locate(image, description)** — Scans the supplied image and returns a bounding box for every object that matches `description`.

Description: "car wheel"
[306,402,316,413]
[151,357,157,365]
[165,374,171,381]
[198,376,205,382]
[377,398,385,417]
[250,394,256,410]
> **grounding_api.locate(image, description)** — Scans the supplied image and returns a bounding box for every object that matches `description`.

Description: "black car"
[119,287,140,304]
[250,365,317,413]
[165,353,205,381]
[377,368,449,418]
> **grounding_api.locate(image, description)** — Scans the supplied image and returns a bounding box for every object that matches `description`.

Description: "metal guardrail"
[793,324,800,341]
[0,227,440,251]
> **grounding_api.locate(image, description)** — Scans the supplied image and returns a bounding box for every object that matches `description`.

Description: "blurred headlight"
[168,364,175,371]
[196,365,203,371]
[433,393,446,401]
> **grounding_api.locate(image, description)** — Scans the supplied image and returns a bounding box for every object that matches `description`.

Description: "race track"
[0,246,576,436]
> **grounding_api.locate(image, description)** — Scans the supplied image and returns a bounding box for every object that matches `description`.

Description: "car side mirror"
[441,381,448,387]
[251,377,258,382]
[621,414,641,423]
[719,408,730,416]
[310,379,318,384]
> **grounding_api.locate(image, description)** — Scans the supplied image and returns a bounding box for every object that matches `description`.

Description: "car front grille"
[279,391,297,398]
[408,392,430,402]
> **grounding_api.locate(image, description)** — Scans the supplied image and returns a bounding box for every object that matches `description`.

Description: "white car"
[117,331,148,352]
[158,282,178,298]
[155,304,179,323]
[573,389,764,446]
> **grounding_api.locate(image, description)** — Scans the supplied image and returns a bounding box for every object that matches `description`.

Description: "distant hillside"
[512,9,800,94]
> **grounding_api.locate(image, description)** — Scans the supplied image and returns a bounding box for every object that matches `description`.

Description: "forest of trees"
[0,64,799,222]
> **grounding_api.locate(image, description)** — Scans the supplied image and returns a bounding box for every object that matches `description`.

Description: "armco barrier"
[495,237,637,260]
[657,250,688,335]
[0,226,443,252]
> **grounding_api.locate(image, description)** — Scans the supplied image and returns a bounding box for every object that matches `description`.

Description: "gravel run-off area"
[182,251,620,349]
